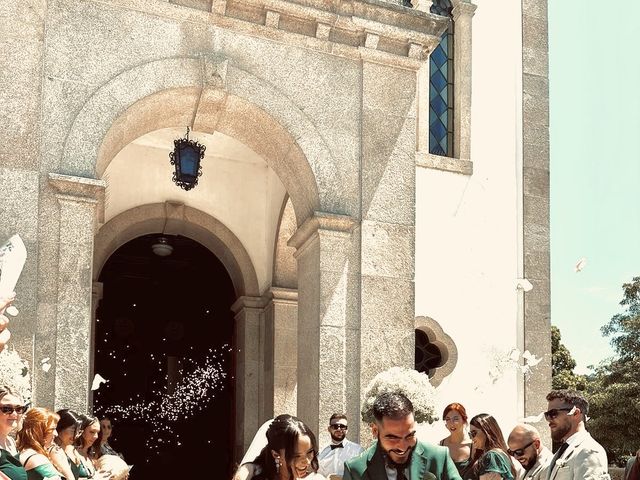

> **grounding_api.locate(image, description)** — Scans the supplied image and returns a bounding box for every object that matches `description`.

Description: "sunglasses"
[0,405,27,415]
[543,407,573,420]
[508,440,535,457]
[330,424,348,430]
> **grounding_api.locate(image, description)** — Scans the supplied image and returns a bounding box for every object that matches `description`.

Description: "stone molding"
[287,211,357,256]
[451,0,477,20]
[93,203,260,297]
[231,295,271,313]
[48,173,106,224]
[416,151,473,175]
[66,58,323,223]
[95,0,447,66]
[268,287,299,304]
[414,315,458,387]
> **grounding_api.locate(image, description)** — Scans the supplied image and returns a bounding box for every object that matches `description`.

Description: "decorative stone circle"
[414,315,458,387]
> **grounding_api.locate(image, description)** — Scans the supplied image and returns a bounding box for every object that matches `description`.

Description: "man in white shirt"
[508,424,553,480]
[544,390,610,480]
[317,414,364,478]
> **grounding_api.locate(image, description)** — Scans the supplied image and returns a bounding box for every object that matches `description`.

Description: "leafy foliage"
[587,277,640,462]
[551,325,586,390]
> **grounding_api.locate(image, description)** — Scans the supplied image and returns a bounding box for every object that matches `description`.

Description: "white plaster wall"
[415,0,525,442]
[103,128,286,293]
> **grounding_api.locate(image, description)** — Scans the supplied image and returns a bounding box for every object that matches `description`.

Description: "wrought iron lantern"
[169,127,206,191]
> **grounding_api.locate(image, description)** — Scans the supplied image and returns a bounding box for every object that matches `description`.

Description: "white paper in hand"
[0,235,27,297]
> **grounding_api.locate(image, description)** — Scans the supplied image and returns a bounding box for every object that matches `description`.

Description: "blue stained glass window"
[429,0,454,157]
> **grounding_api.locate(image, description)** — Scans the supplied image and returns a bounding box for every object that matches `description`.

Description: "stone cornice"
[231,295,271,313]
[415,151,473,175]
[451,1,477,21]
[48,173,106,222]
[269,287,299,303]
[287,211,356,251]
[95,0,448,67]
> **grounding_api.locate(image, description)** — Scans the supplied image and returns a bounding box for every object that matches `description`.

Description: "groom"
[343,392,461,480]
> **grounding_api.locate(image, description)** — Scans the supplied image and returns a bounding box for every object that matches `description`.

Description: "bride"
[233,415,325,480]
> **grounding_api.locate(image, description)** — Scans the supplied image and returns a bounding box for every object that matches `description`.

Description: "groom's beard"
[378,435,415,467]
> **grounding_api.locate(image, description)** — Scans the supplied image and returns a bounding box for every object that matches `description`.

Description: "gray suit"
[546,432,609,480]
[524,447,553,480]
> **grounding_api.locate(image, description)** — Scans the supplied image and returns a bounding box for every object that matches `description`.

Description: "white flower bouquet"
[361,366,438,424]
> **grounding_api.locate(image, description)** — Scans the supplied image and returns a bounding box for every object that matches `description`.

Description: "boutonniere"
[555,459,568,468]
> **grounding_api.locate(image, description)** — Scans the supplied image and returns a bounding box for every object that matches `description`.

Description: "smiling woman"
[248,415,325,480]
[465,414,517,480]
[440,403,472,475]
[0,386,27,480]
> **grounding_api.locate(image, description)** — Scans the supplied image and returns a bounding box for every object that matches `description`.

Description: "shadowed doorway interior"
[94,234,235,478]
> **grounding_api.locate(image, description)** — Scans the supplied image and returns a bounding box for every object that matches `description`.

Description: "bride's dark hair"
[253,414,319,479]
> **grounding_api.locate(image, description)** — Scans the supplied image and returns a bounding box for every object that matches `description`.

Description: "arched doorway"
[94,233,235,477]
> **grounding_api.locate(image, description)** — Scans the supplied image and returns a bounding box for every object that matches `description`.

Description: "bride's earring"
[275,456,281,474]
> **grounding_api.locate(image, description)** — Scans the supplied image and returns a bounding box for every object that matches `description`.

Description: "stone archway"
[93,202,259,297]
[92,202,264,456]
[61,56,329,225]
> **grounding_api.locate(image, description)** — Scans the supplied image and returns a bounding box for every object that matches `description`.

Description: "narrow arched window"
[429,0,454,156]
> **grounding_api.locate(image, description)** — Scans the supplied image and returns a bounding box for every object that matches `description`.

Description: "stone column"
[263,287,298,417]
[359,61,418,440]
[288,213,359,446]
[452,0,477,160]
[232,295,268,458]
[48,173,106,413]
[89,281,104,410]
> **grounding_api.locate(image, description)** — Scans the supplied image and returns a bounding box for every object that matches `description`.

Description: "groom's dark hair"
[372,392,414,422]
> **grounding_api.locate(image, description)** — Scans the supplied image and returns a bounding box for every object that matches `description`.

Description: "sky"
[549,0,640,373]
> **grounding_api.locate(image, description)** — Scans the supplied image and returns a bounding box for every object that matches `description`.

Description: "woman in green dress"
[52,410,89,480]
[0,386,27,480]
[465,413,517,480]
[16,408,63,480]
[439,403,473,475]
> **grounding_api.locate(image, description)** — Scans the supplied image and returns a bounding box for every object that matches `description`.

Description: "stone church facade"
[0,0,550,459]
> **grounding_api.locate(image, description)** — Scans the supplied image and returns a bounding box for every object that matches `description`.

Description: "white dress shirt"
[318,438,364,477]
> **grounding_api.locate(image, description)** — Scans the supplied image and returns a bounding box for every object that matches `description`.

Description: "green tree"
[587,276,640,462]
[551,325,586,390]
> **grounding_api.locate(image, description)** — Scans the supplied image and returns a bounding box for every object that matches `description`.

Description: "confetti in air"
[574,257,587,272]
[91,373,108,390]
[95,345,230,456]
[40,357,51,373]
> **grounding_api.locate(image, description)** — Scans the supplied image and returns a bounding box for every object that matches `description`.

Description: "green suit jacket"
[343,441,462,480]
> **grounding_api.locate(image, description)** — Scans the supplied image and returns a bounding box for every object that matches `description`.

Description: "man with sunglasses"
[544,390,609,480]
[317,414,364,478]
[507,424,552,480]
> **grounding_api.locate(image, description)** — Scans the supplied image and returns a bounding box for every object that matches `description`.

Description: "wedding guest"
[97,417,124,460]
[317,414,363,478]
[16,408,63,480]
[54,410,88,480]
[76,415,100,478]
[465,414,517,480]
[0,387,27,480]
[507,424,551,480]
[440,403,473,475]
